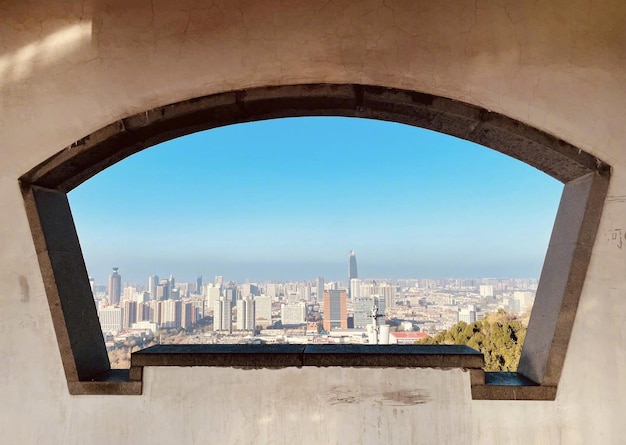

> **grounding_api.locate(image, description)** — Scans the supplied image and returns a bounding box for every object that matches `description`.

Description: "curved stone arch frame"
[18,84,610,399]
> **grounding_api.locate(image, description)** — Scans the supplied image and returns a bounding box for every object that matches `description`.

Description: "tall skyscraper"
[181,301,195,330]
[354,296,386,328]
[236,296,255,331]
[349,250,358,280]
[161,299,182,328]
[323,289,347,331]
[156,279,170,300]
[122,286,136,302]
[254,295,272,328]
[224,286,237,307]
[148,275,159,301]
[240,283,259,298]
[350,278,361,302]
[316,276,324,301]
[123,300,137,329]
[108,267,121,305]
[215,275,224,287]
[196,275,203,295]
[213,297,232,332]
[348,250,358,300]
[378,282,396,311]
[301,282,312,301]
[205,285,220,315]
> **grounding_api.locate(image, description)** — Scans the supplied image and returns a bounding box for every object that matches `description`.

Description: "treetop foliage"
[418,309,527,371]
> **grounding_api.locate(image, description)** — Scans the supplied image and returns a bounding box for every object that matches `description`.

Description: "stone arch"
[19,83,610,398]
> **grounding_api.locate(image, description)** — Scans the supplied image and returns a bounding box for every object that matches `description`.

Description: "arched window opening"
[69,117,561,373]
[19,84,610,398]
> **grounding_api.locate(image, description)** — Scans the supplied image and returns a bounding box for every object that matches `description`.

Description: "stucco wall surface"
[1,1,626,443]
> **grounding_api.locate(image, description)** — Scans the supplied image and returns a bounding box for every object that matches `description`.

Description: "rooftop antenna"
[370,304,384,344]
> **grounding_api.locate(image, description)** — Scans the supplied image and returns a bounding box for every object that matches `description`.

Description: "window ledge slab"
[131,344,484,369]
[64,346,557,400]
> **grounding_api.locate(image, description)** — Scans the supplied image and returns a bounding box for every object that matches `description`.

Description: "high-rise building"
[98,306,122,333]
[149,300,164,325]
[458,304,477,324]
[215,275,224,287]
[123,300,137,329]
[161,299,182,329]
[108,267,121,305]
[281,301,306,325]
[349,250,358,280]
[350,278,361,302]
[286,291,300,304]
[348,251,358,300]
[254,295,272,328]
[378,282,395,310]
[236,296,255,331]
[479,284,494,297]
[181,301,195,330]
[156,279,170,300]
[323,289,347,331]
[240,283,259,298]
[224,286,238,307]
[301,282,311,301]
[354,296,386,328]
[213,297,232,332]
[512,291,535,314]
[316,276,324,300]
[122,286,136,302]
[265,283,279,298]
[361,280,395,312]
[205,285,220,314]
[148,275,159,300]
[170,288,180,300]
[196,275,203,295]
[135,291,149,303]
[137,302,151,323]
[175,282,189,298]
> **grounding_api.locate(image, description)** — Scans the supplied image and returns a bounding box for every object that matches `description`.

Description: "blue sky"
[68,117,563,285]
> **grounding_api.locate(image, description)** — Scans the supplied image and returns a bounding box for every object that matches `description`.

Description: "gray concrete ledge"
[132,344,306,368]
[131,344,484,369]
[302,344,484,368]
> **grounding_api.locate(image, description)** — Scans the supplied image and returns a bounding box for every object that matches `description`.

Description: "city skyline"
[91,262,543,288]
[68,117,563,283]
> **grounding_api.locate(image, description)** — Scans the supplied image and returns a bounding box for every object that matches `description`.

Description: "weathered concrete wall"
[1,1,625,443]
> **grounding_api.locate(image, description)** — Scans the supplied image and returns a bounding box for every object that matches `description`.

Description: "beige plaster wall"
[1,1,625,443]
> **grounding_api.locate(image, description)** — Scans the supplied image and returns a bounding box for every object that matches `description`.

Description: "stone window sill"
[68,344,555,400]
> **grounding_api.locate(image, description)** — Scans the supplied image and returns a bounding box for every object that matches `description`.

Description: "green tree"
[417,312,527,371]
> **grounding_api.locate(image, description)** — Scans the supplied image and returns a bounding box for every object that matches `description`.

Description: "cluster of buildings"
[93,251,537,346]
[94,269,204,335]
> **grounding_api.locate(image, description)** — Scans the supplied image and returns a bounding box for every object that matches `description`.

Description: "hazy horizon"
[88,259,544,287]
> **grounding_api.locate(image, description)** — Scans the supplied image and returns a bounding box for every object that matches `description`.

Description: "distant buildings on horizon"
[92,250,538,345]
